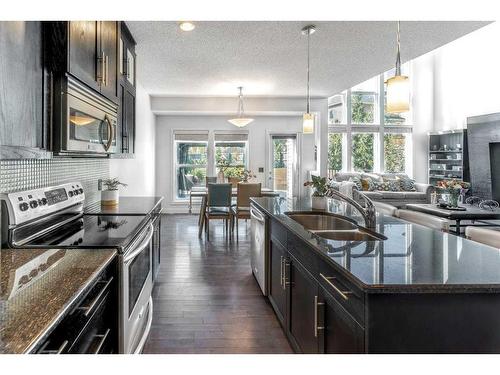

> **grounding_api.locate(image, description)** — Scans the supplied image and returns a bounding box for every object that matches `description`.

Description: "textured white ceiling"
[127,21,490,97]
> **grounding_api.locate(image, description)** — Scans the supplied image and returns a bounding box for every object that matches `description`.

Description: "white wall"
[155,115,317,213]
[409,22,498,183]
[152,96,327,212]
[109,82,156,196]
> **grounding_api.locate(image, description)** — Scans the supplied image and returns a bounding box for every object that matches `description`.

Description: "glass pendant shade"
[228,87,254,127]
[228,117,254,127]
[386,74,410,114]
[302,113,314,134]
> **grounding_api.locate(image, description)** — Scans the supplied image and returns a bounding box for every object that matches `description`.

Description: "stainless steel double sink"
[284,211,387,241]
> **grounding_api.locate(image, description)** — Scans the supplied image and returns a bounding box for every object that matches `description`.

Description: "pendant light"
[385,21,410,114]
[228,86,254,127]
[302,25,315,134]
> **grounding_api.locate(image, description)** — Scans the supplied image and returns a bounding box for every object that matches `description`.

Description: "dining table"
[189,186,279,237]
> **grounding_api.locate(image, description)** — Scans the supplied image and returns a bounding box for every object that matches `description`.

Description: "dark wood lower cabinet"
[268,238,287,325]
[288,256,319,353]
[319,287,364,353]
[35,257,118,354]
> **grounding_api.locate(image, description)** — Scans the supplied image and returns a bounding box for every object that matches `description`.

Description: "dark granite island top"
[0,248,116,354]
[251,196,500,293]
[84,196,163,216]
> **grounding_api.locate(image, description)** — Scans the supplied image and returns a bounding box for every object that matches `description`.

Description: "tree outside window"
[328,133,342,173]
[352,134,374,172]
[384,134,406,173]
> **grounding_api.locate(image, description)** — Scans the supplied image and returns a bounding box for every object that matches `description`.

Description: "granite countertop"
[0,248,116,354]
[84,196,164,216]
[251,196,500,293]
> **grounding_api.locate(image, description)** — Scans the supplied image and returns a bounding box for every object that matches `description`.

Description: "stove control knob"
[41,198,47,205]
[74,190,79,195]
[78,188,84,194]
[29,200,38,209]
[68,191,74,197]
[19,202,29,211]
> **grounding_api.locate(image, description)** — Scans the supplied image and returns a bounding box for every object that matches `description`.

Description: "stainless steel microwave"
[53,76,118,156]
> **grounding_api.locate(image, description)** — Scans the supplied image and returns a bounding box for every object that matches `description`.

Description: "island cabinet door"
[287,256,319,353]
[318,287,365,353]
[268,238,287,325]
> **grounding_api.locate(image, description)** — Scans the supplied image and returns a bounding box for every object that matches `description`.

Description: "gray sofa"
[332,172,434,207]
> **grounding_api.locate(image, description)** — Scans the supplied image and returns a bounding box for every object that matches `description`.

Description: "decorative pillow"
[360,178,371,191]
[387,180,402,191]
[349,176,363,191]
[399,177,417,191]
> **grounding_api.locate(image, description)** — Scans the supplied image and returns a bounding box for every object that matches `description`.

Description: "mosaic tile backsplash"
[0,158,109,205]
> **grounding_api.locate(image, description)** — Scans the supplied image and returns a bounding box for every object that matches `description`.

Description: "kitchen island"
[0,248,117,354]
[251,196,500,353]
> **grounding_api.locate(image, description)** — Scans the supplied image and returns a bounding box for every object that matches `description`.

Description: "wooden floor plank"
[142,214,293,354]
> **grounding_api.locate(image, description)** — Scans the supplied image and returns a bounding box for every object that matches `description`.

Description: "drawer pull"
[314,295,324,338]
[91,328,111,354]
[77,277,113,317]
[280,256,284,286]
[40,340,69,354]
[320,273,352,301]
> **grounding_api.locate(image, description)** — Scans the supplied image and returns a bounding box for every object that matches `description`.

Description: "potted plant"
[304,175,329,210]
[437,179,470,208]
[101,177,128,206]
[241,169,256,183]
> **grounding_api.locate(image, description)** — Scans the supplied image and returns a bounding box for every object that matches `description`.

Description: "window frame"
[173,139,209,200]
[327,66,413,177]
[214,140,249,176]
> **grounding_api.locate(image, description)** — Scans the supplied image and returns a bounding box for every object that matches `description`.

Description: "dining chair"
[231,182,261,240]
[397,209,450,232]
[205,183,233,240]
[205,176,217,186]
[465,226,500,248]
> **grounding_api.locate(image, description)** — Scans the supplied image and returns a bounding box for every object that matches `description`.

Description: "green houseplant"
[304,175,329,210]
[101,177,128,206]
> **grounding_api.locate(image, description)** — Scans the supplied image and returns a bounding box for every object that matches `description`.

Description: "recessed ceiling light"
[179,22,195,32]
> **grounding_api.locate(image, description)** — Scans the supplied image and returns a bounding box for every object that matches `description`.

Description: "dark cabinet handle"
[320,273,352,300]
[76,277,113,317]
[40,340,69,354]
[90,328,111,354]
[314,295,324,338]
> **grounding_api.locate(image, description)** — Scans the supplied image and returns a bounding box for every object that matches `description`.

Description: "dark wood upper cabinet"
[0,21,48,157]
[99,21,118,100]
[46,21,119,104]
[69,21,99,92]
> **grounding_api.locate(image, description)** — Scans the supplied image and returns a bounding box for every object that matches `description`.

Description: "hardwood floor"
[143,214,293,354]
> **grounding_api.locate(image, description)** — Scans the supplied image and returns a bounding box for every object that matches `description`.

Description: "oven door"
[120,222,154,354]
[66,92,117,154]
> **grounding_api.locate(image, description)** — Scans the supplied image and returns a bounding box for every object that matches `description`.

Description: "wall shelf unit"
[428,129,469,187]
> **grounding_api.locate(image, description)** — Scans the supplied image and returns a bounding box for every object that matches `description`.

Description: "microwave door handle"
[103,115,114,151]
[124,223,154,264]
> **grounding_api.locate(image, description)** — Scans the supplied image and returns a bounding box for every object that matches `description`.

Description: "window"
[174,132,208,199]
[351,76,379,125]
[384,132,411,173]
[352,133,376,172]
[215,142,247,179]
[328,93,346,124]
[327,132,344,176]
[327,63,412,176]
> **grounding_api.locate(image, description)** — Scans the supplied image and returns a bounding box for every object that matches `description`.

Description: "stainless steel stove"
[1,182,153,354]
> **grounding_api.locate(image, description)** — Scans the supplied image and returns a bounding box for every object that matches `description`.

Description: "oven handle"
[124,223,154,264]
[103,115,114,151]
[134,297,153,354]
[250,206,265,223]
